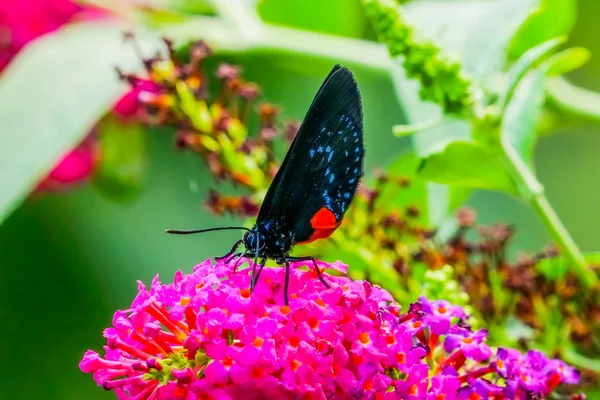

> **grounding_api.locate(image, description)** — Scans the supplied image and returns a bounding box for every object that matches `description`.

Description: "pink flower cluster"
[80,259,581,399]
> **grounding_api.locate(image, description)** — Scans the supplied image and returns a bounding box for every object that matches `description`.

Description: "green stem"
[530,195,596,284]
[161,16,391,71]
[502,143,597,288]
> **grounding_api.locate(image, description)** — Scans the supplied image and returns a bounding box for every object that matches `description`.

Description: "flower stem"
[502,143,597,288]
[531,195,595,285]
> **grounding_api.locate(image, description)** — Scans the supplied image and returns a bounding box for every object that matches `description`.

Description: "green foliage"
[499,36,565,110]
[418,141,517,194]
[379,152,428,222]
[92,116,148,201]
[2,0,600,395]
[501,69,546,166]
[544,47,591,76]
[365,0,597,287]
[361,0,473,116]
[257,0,367,38]
[508,0,577,61]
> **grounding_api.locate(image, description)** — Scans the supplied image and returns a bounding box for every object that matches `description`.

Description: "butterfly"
[168,65,364,305]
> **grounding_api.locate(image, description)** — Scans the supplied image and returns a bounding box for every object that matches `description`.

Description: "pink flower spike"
[81,258,581,399]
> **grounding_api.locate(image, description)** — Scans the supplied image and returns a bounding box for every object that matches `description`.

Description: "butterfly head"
[243,222,294,259]
[243,229,266,256]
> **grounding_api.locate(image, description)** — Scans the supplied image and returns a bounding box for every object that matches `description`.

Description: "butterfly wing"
[257,65,364,244]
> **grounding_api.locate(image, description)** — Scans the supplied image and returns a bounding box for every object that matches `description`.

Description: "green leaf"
[461,0,538,79]
[544,47,591,76]
[508,0,577,60]
[546,76,600,122]
[501,69,546,164]
[92,115,148,201]
[405,0,537,78]
[499,36,565,110]
[418,140,517,193]
[167,0,216,15]
[0,21,162,225]
[395,0,535,225]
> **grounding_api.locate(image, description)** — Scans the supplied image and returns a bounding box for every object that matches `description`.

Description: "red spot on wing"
[298,207,340,244]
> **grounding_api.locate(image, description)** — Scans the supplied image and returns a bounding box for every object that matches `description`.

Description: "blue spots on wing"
[322,189,332,207]
[325,167,335,184]
[309,148,315,158]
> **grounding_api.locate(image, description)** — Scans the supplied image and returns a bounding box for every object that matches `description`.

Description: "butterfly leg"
[252,257,267,290]
[215,240,243,263]
[287,256,330,289]
[284,260,291,306]
[250,254,259,293]
[232,251,250,273]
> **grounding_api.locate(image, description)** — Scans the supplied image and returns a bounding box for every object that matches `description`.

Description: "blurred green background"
[1,0,600,398]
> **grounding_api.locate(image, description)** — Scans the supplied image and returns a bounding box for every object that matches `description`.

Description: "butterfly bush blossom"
[80,259,581,399]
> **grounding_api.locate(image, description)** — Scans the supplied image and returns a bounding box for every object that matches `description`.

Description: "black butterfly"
[168,65,364,304]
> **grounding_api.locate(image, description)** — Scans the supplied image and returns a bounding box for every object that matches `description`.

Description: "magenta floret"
[80,259,580,399]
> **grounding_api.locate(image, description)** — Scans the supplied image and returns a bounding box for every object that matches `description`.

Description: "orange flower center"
[397,352,406,364]
[252,337,264,348]
[359,332,371,345]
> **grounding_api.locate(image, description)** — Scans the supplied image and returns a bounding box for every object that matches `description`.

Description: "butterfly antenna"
[166,226,251,235]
